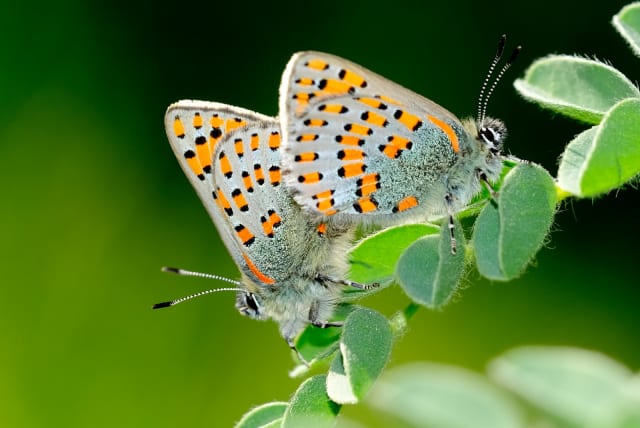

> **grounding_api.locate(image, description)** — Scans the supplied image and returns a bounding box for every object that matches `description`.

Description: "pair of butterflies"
[156,38,519,362]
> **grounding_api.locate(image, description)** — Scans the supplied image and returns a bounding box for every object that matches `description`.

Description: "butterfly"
[155,101,375,363]
[278,36,519,253]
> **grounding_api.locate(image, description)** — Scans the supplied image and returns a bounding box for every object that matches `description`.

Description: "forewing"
[165,100,273,220]
[279,51,463,218]
[210,121,326,286]
[165,101,276,278]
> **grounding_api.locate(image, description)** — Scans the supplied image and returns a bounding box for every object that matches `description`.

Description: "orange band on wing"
[345,123,372,136]
[356,173,380,196]
[393,195,419,213]
[306,59,329,70]
[243,253,275,285]
[173,117,185,138]
[339,69,367,87]
[296,77,315,86]
[336,135,363,146]
[319,104,348,114]
[250,133,260,151]
[268,210,281,226]
[337,149,365,161]
[377,94,401,105]
[319,78,352,94]
[362,111,388,127]
[234,139,244,158]
[427,115,459,153]
[353,196,378,213]
[219,152,233,178]
[192,113,203,129]
[268,166,281,186]
[268,132,281,150]
[210,115,223,127]
[357,97,385,109]
[254,164,265,184]
[226,118,246,133]
[185,153,203,178]
[196,143,212,172]
[338,162,366,178]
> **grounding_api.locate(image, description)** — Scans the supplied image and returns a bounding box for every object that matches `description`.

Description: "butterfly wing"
[165,100,272,229]
[165,101,321,287]
[165,102,274,281]
[279,51,466,219]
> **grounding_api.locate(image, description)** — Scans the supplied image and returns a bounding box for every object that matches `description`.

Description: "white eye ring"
[245,292,260,313]
[480,127,497,145]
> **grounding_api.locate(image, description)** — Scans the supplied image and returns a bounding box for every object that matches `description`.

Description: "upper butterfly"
[157,100,372,362]
[279,37,520,252]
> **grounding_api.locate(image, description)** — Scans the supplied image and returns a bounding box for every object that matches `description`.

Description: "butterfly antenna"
[477,34,507,124]
[161,266,242,285]
[480,43,522,124]
[153,267,244,309]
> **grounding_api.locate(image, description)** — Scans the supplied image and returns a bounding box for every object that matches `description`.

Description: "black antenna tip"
[507,46,523,65]
[162,267,180,274]
[496,34,507,57]
[152,301,173,309]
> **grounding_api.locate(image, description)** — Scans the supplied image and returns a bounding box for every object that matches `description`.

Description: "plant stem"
[390,302,420,339]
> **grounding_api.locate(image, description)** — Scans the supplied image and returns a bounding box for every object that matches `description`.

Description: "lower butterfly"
[279,36,520,253]
[154,101,375,363]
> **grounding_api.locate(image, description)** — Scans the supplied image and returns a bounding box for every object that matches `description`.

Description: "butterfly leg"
[308,300,344,329]
[477,169,498,202]
[286,303,344,367]
[286,337,311,367]
[285,319,343,367]
[311,320,344,328]
[315,274,379,290]
[444,192,457,255]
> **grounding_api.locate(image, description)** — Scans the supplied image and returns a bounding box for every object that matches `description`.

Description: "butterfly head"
[476,117,507,155]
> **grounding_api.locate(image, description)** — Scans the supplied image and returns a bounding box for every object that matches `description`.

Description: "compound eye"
[479,126,503,153]
[244,293,259,312]
[480,127,497,143]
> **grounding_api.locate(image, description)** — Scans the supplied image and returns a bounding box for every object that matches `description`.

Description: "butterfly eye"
[478,118,507,154]
[235,292,261,317]
[479,127,498,145]
[245,293,260,312]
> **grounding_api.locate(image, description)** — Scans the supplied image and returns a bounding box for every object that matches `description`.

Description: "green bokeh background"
[2,0,639,426]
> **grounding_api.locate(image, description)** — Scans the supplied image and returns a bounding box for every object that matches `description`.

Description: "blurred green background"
[2,0,639,426]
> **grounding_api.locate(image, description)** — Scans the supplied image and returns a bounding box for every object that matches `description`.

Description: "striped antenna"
[477,34,507,123]
[152,267,244,309]
[476,35,522,126]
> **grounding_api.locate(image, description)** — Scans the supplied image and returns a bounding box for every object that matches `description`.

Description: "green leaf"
[514,55,639,124]
[327,308,393,404]
[556,126,598,197]
[557,98,640,197]
[613,2,640,57]
[348,224,439,285]
[368,363,524,428]
[282,375,340,428]
[395,220,465,308]
[326,352,357,404]
[488,346,640,428]
[235,402,288,428]
[294,304,353,365]
[473,163,556,281]
[471,202,502,279]
[293,326,341,370]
